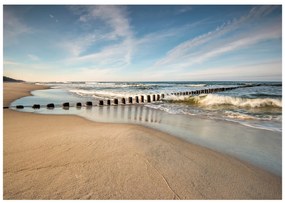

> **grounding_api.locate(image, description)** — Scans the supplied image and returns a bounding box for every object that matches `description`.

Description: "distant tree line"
[3,76,24,82]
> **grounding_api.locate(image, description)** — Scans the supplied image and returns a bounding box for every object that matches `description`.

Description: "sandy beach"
[3,83,282,199]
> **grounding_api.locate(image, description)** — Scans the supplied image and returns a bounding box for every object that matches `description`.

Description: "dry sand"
[3,82,49,107]
[3,83,282,199]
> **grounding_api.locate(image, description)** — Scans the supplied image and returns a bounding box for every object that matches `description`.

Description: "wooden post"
[135,96,139,103]
[141,95,144,103]
[86,101,92,106]
[99,100,104,106]
[114,99,118,105]
[63,102,69,107]
[161,94,165,98]
[157,94,160,100]
[76,102,82,108]
[107,100,111,105]
[32,104,40,109]
[122,98,126,104]
[147,95,151,102]
[128,97,133,104]
[152,95,156,101]
[47,103,55,109]
[16,105,24,109]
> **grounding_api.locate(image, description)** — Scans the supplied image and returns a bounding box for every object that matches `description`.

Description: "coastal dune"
[3,83,282,199]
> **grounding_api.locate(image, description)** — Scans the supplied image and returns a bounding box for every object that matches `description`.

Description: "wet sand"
[3,82,282,199]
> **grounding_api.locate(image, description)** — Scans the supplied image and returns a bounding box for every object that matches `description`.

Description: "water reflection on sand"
[11,104,281,177]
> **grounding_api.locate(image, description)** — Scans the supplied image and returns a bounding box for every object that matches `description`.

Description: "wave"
[69,89,161,99]
[185,84,207,87]
[166,94,282,108]
[223,111,281,121]
[223,111,256,120]
[69,89,129,99]
[76,82,160,90]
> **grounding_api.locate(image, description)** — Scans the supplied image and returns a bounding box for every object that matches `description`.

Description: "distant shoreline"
[3,82,49,107]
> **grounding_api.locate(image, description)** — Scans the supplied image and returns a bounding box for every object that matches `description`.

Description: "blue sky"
[3,5,282,82]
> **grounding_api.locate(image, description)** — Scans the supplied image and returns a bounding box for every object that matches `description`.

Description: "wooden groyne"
[9,84,257,109]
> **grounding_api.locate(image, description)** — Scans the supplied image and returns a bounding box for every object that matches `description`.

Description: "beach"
[3,83,282,199]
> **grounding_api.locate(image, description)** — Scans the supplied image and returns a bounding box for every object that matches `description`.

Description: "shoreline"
[3,82,50,107]
[11,85,281,176]
[3,82,282,199]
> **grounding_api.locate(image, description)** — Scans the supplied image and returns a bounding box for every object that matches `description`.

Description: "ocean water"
[25,81,281,132]
[10,81,282,175]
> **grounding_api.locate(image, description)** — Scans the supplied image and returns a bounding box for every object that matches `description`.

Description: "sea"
[11,81,282,176]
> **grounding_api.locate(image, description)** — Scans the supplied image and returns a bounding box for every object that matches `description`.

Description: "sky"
[3,5,282,82]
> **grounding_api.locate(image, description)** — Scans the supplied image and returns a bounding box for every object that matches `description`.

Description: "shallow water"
[32,81,282,132]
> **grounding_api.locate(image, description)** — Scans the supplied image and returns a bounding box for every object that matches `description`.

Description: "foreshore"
[3,82,282,199]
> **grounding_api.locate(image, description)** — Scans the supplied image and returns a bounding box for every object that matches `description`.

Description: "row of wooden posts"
[13,85,246,109]
[14,94,166,109]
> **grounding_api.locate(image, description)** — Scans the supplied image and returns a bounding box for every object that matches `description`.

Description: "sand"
[3,83,282,200]
[3,82,49,107]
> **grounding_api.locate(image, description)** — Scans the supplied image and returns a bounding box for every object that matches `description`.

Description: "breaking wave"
[185,84,207,87]
[167,94,282,108]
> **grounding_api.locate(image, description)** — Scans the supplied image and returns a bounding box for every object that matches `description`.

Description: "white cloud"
[181,60,282,81]
[176,6,192,14]
[3,60,20,66]
[67,38,134,68]
[63,5,134,69]
[27,54,40,61]
[49,13,59,23]
[139,60,281,81]
[77,6,132,39]
[3,9,32,43]
[154,5,279,69]
[60,33,102,57]
[179,21,281,68]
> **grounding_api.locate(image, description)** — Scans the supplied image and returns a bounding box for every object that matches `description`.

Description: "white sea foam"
[224,111,256,120]
[69,89,161,99]
[198,94,282,108]
[69,89,130,98]
[166,94,282,108]
[223,118,282,132]
[185,84,207,87]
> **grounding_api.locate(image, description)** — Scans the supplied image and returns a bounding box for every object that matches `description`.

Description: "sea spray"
[198,94,282,108]
[165,94,282,108]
